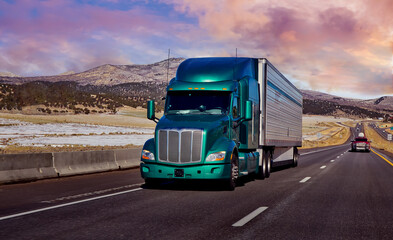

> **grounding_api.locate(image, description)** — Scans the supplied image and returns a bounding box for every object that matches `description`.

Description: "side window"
[232,97,239,118]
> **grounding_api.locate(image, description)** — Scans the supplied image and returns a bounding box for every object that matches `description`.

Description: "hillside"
[0,59,392,118]
[301,90,393,117]
[0,58,184,86]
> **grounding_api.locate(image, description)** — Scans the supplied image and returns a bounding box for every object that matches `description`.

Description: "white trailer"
[257,58,303,175]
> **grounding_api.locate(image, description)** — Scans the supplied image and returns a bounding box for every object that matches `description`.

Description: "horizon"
[0,0,392,99]
[1,57,392,100]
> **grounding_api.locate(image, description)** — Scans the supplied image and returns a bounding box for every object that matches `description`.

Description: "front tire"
[144,178,159,188]
[227,153,239,190]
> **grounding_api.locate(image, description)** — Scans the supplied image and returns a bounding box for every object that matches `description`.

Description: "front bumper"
[140,162,231,180]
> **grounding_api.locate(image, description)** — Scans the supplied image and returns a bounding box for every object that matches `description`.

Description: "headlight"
[142,150,155,160]
[206,151,226,162]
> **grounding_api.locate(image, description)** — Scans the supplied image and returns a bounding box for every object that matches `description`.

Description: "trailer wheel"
[257,152,267,179]
[227,153,239,190]
[265,150,271,178]
[292,147,299,167]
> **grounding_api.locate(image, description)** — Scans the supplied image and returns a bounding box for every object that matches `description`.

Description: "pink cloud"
[0,0,180,75]
[166,0,393,97]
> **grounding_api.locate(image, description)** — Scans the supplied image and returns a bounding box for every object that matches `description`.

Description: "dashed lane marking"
[320,165,326,169]
[0,188,143,221]
[300,145,346,156]
[330,160,335,162]
[300,177,311,183]
[232,207,268,227]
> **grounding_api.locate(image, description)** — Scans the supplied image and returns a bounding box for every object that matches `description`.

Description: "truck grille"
[158,129,203,164]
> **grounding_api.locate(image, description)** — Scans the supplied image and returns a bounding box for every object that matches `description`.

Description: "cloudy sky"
[0,0,392,99]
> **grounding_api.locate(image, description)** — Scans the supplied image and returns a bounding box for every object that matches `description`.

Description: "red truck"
[351,133,371,152]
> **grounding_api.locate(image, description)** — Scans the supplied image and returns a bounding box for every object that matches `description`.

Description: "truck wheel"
[144,179,159,189]
[257,151,267,179]
[265,150,271,178]
[292,147,299,167]
[227,153,239,190]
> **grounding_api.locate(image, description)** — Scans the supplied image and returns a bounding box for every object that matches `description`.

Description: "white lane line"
[330,160,335,162]
[320,165,326,169]
[41,183,143,203]
[300,145,345,156]
[0,188,143,221]
[300,177,311,183]
[336,156,340,159]
[232,207,268,227]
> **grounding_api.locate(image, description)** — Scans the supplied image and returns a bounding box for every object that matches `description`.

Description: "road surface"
[1,146,393,239]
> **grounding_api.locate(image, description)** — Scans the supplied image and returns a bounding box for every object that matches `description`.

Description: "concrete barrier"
[114,148,141,169]
[0,153,57,184]
[0,148,143,184]
[53,150,118,177]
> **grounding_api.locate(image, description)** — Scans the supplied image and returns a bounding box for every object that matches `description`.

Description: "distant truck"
[351,132,371,152]
[140,57,303,189]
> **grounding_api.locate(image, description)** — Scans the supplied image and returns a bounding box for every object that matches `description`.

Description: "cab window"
[232,96,239,118]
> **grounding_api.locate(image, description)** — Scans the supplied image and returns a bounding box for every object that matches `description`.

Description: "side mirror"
[245,100,252,121]
[147,100,156,121]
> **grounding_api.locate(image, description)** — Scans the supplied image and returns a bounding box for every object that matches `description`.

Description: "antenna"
[166,49,170,86]
[234,48,238,80]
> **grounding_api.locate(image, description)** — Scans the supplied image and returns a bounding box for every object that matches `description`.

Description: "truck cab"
[140,57,302,190]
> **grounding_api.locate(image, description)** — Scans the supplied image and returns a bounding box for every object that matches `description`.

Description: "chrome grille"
[158,129,203,163]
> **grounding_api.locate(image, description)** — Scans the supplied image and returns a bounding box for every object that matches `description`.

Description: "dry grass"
[0,107,160,128]
[364,124,393,154]
[301,124,351,149]
[377,123,393,134]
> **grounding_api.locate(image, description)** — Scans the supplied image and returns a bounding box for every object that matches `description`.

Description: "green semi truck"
[140,57,302,190]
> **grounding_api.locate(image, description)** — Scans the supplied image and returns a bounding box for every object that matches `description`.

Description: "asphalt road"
[369,123,391,140]
[1,145,393,239]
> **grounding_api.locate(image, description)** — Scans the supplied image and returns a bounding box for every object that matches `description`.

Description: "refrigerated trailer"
[141,57,302,190]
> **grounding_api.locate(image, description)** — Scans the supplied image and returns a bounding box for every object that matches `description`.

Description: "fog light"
[142,167,150,173]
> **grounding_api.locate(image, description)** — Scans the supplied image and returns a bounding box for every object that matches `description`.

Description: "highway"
[1,143,393,239]
[369,123,391,140]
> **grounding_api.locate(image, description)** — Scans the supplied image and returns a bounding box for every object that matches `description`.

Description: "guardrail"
[0,148,142,184]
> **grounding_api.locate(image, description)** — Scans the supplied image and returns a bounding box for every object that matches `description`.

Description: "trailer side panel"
[259,59,302,147]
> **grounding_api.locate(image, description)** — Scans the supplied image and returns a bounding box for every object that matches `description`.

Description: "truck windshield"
[165,91,231,115]
[355,138,368,142]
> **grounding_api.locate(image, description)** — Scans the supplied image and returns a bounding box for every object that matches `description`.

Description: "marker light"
[142,150,155,160]
[222,88,227,90]
[206,151,226,161]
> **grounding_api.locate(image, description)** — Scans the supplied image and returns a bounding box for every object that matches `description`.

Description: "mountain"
[0,58,185,86]
[0,58,392,119]
[301,90,393,117]
[0,72,21,77]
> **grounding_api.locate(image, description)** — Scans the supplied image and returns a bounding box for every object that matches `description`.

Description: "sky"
[0,0,392,99]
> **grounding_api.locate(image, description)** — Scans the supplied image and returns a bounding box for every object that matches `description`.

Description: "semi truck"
[140,57,302,190]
